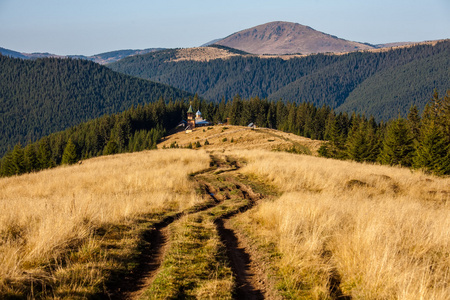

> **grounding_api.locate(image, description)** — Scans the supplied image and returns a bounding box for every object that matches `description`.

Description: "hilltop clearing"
[159,125,323,155]
[170,46,243,62]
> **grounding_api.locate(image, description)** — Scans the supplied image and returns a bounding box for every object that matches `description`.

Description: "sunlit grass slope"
[160,125,323,154]
[231,150,449,299]
[1,125,449,299]
[0,149,210,297]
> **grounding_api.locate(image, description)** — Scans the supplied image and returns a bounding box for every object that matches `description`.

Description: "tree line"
[1,91,449,177]
[0,98,180,176]
[319,90,450,175]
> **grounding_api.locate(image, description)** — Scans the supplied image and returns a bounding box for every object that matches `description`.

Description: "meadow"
[0,149,211,297]
[0,127,449,299]
[232,150,450,299]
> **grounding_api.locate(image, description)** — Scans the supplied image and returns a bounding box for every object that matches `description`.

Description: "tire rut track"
[107,153,270,299]
[107,213,179,300]
[197,154,267,299]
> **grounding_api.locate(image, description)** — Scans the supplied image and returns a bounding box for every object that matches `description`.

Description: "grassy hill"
[0,55,193,156]
[108,40,450,121]
[159,125,323,154]
[1,129,448,298]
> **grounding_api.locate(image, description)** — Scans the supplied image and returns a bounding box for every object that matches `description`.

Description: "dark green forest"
[0,98,181,176]
[108,41,450,121]
[2,90,449,177]
[0,55,193,156]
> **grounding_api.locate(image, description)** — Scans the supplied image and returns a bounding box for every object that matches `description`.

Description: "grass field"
[0,149,211,297]
[232,150,450,299]
[0,126,448,299]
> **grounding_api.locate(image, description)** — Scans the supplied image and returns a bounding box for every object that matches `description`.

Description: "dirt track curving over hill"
[108,153,279,299]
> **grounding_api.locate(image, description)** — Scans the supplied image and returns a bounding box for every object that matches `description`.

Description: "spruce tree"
[407,105,421,142]
[229,95,242,125]
[438,90,450,144]
[38,137,53,169]
[322,113,345,159]
[61,138,78,165]
[412,90,450,175]
[24,144,39,172]
[378,118,414,166]
[103,140,119,155]
[0,151,14,176]
[11,144,25,175]
[364,120,382,162]
[345,117,367,162]
[110,115,132,151]
[413,119,450,175]
[345,116,380,163]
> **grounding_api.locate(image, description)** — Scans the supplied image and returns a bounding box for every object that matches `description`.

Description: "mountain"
[82,48,165,64]
[0,47,164,64]
[213,21,375,55]
[0,55,193,156]
[201,39,223,47]
[108,40,449,121]
[0,47,28,59]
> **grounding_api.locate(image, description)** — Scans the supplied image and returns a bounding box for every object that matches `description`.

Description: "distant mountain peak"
[214,21,375,55]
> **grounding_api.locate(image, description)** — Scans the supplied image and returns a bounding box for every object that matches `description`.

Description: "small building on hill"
[187,105,195,129]
[185,104,211,132]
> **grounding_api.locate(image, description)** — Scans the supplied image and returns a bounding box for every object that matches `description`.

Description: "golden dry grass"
[0,149,210,297]
[2,129,449,298]
[160,125,323,154]
[230,150,450,299]
[170,47,240,62]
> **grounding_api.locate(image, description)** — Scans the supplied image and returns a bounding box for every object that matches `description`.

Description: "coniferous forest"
[0,55,193,156]
[109,41,450,121]
[1,90,449,177]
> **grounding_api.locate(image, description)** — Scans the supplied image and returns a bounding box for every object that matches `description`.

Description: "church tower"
[187,104,195,129]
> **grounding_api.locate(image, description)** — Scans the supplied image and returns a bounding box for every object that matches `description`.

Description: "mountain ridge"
[2,21,433,64]
[0,47,165,65]
[213,21,376,54]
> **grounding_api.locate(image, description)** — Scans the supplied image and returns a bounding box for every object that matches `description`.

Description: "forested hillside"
[108,41,450,121]
[336,50,450,119]
[2,90,449,177]
[0,55,193,155]
[0,99,183,176]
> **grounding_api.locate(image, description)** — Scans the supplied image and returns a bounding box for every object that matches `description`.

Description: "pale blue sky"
[0,0,449,55]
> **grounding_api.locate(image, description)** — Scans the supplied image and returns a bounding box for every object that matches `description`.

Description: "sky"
[0,0,449,56]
